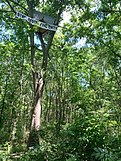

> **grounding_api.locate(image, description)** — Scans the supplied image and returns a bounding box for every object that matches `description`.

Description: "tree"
[0,0,121,160]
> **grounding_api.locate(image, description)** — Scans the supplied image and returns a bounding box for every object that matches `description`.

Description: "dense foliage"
[0,0,121,160]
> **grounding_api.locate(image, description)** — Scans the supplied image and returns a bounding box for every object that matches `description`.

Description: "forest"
[0,0,121,160]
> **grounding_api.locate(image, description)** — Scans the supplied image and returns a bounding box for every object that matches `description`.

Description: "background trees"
[0,0,121,160]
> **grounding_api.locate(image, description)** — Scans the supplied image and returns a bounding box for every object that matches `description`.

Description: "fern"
[92,147,115,161]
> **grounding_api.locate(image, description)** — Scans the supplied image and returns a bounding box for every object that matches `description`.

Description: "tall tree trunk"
[28,78,44,147]
[27,32,56,147]
[27,0,63,147]
[27,0,40,147]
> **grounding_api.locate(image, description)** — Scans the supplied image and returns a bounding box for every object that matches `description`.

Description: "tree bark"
[27,32,55,147]
[27,0,63,147]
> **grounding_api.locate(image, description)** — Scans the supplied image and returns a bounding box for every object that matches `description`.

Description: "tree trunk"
[28,76,44,147]
[27,0,63,147]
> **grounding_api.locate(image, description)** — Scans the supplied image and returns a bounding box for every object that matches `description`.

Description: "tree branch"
[0,9,12,13]
[5,0,16,14]
[100,9,121,14]
[10,0,28,13]
[37,33,46,53]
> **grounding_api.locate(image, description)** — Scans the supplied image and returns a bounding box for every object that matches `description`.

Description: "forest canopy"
[0,0,121,160]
